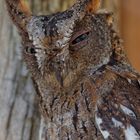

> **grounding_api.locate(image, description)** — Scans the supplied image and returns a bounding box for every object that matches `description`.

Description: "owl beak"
[55,70,64,87]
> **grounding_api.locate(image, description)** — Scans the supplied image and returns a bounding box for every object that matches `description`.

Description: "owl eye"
[25,47,36,54]
[71,32,89,45]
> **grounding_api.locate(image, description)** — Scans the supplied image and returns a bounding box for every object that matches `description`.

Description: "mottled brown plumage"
[5,0,140,139]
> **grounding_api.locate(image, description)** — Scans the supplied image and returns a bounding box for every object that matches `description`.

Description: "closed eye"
[71,31,89,45]
[25,47,47,55]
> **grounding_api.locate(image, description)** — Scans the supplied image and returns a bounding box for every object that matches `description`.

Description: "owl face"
[24,11,112,88]
[19,0,112,88]
[26,11,75,70]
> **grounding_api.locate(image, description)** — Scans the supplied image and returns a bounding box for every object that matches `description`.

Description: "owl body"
[35,62,140,140]
[5,0,140,139]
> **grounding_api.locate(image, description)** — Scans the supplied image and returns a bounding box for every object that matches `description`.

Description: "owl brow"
[33,47,62,55]
[34,47,46,50]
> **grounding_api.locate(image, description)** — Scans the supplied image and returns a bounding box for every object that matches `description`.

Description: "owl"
[5,0,140,139]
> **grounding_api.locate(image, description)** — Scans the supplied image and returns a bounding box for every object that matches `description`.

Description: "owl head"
[8,0,114,90]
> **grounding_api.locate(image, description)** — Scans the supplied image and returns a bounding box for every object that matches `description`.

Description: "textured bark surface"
[0,0,40,140]
[0,0,118,140]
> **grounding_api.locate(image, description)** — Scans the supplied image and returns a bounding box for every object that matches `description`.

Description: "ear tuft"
[86,0,101,13]
[6,0,31,32]
[18,0,31,16]
[105,13,114,26]
[97,11,114,26]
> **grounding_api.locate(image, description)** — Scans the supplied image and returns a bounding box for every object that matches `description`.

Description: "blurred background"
[0,0,140,140]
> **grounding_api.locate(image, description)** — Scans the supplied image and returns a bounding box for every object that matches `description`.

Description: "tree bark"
[0,0,118,140]
[0,0,40,140]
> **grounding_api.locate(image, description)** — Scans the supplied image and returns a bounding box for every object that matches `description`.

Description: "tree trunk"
[0,0,118,140]
[0,0,40,140]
